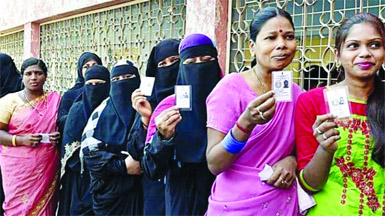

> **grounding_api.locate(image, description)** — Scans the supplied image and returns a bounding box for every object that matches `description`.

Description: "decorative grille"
[228,0,385,90]
[40,0,186,94]
[0,31,24,70]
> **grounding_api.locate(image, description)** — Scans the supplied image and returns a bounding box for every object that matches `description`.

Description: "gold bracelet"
[11,135,17,147]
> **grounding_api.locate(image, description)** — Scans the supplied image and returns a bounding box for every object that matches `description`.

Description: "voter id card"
[324,86,351,118]
[41,134,50,143]
[272,70,292,102]
[139,77,155,96]
[175,85,192,111]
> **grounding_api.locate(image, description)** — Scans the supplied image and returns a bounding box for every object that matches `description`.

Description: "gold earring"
[336,60,341,70]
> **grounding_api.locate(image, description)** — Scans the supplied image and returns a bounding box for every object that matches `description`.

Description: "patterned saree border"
[27,170,59,216]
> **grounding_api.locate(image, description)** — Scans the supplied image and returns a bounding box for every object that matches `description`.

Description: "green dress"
[296,87,384,216]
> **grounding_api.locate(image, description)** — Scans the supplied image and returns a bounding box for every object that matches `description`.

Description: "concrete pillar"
[23,22,40,59]
[185,0,229,74]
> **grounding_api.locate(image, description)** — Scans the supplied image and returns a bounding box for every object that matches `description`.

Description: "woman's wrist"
[141,117,149,129]
[12,135,17,146]
[235,121,253,134]
[286,155,297,169]
[317,144,336,155]
[237,114,256,132]
[222,129,247,154]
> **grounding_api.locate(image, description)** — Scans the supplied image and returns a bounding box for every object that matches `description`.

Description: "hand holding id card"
[41,134,50,143]
[272,70,292,102]
[139,77,155,96]
[324,86,351,118]
[175,85,192,111]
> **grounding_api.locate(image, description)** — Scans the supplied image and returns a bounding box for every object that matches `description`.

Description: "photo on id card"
[175,85,192,111]
[324,86,351,119]
[272,70,292,102]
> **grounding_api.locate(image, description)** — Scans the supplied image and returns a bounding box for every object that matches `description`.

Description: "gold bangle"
[11,135,17,147]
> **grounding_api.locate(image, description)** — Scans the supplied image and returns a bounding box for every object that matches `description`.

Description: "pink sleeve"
[145,95,175,143]
[206,74,242,134]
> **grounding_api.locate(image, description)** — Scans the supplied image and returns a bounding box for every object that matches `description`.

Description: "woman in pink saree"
[0,58,61,215]
[206,7,301,215]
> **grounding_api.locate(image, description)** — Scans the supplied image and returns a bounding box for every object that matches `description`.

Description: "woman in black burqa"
[0,53,23,216]
[57,52,102,133]
[128,38,180,215]
[58,65,110,215]
[80,60,143,215]
[142,33,222,215]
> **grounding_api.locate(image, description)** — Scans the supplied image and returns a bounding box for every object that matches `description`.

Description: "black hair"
[249,7,294,42]
[369,70,385,167]
[21,57,48,77]
[249,7,295,68]
[335,13,385,167]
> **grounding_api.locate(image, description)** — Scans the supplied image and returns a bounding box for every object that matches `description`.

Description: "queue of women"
[0,6,383,216]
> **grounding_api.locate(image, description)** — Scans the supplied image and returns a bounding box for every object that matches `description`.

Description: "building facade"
[1,0,384,93]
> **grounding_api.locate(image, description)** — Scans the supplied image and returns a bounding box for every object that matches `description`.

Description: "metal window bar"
[40,0,186,94]
[0,31,24,70]
[227,0,385,90]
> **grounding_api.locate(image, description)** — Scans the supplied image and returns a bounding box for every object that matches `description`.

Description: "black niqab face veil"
[174,45,222,162]
[93,60,140,146]
[62,65,110,147]
[0,53,22,97]
[76,52,103,86]
[82,65,111,119]
[146,39,180,104]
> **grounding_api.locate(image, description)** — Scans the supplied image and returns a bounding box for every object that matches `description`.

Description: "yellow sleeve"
[0,93,18,124]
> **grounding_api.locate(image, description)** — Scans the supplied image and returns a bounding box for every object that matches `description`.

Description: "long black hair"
[249,7,294,68]
[335,13,385,167]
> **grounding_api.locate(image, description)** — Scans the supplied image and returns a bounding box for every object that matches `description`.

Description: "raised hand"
[312,114,340,154]
[155,106,182,140]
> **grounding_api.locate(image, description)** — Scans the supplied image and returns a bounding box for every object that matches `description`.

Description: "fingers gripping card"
[41,134,50,143]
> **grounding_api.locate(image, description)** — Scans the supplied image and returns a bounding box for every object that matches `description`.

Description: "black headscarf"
[57,52,102,133]
[62,65,110,148]
[0,53,22,98]
[93,60,140,147]
[174,42,222,163]
[75,52,103,87]
[126,39,180,164]
[146,39,180,104]
[65,52,103,102]
[60,65,110,216]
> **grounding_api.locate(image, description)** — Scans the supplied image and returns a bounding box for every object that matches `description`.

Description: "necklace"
[252,67,268,94]
[23,90,47,116]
